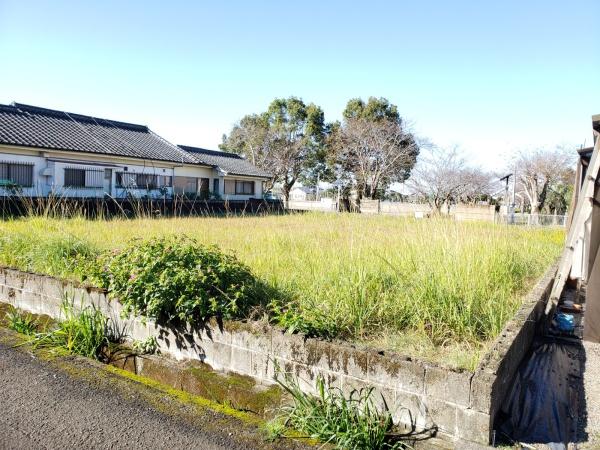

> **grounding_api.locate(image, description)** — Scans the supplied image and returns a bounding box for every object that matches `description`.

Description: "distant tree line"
[220,96,419,203]
[221,96,575,214]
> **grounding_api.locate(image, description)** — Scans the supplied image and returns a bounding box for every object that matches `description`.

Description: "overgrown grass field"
[0,213,564,369]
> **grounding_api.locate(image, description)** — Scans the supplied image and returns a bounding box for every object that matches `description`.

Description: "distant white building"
[289,186,316,201]
[0,102,271,200]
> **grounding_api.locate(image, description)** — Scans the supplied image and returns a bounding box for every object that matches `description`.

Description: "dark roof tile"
[178,145,272,178]
[0,103,197,164]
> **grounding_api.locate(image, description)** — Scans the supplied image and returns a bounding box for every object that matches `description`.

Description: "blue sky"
[0,0,598,169]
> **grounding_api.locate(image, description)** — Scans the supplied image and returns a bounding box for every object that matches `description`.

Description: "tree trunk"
[530,200,541,226]
[282,185,291,208]
[282,177,296,208]
[430,198,443,215]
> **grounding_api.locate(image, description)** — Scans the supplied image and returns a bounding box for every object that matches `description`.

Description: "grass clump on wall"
[273,370,404,450]
[32,302,112,360]
[0,214,564,368]
[5,306,39,335]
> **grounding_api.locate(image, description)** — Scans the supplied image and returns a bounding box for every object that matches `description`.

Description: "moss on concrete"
[106,348,285,418]
[184,365,283,416]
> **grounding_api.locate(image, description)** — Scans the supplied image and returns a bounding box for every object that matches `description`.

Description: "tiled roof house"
[0,102,271,200]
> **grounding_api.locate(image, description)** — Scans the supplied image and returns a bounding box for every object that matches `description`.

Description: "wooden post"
[546,124,600,315]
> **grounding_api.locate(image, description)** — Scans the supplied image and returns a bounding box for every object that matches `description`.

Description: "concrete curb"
[0,264,556,447]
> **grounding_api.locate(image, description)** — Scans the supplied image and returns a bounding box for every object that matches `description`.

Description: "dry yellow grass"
[0,213,564,369]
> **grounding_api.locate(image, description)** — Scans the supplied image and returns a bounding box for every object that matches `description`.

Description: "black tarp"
[495,338,583,449]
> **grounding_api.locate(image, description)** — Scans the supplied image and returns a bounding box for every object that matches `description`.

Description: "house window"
[116,173,171,189]
[136,174,159,190]
[0,162,34,187]
[160,176,172,187]
[224,179,255,195]
[224,180,235,194]
[236,180,255,195]
[213,179,219,194]
[173,176,198,194]
[64,168,103,188]
[116,172,136,188]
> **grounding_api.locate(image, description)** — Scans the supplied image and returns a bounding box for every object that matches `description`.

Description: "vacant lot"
[0,213,564,369]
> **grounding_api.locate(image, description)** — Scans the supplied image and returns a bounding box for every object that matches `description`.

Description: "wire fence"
[497,213,568,227]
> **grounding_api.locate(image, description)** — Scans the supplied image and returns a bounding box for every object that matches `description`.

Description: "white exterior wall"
[174,166,265,200]
[221,175,264,201]
[0,145,178,199]
[110,164,174,200]
[0,145,266,200]
[52,161,175,199]
[173,166,213,178]
[173,165,216,197]
[0,152,49,197]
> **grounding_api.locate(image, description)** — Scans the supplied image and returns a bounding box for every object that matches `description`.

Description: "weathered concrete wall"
[450,204,496,222]
[0,265,556,448]
[379,201,432,217]
[288,199,337,212]
[371,201,496,222]
[292,198,497,222]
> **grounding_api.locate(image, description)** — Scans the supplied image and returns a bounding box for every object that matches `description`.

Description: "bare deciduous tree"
[333,118,419,199]
[407,146,494,213]
[513,147,575,215]
[457,167,497,204]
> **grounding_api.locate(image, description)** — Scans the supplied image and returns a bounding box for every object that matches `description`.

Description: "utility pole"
[499,173,513,224]
[511,166,517,224]
[316,173,320,201]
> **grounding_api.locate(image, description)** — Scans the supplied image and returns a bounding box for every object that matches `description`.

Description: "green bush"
[86,236,262,324]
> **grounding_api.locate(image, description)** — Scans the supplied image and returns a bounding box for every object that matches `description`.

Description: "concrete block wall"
[286,199,495,221]
[379,201,432,217]
[366,201,496,222]
[0,264,556,447]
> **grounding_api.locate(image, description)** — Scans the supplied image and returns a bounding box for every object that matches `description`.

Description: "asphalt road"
[0,335,307,450]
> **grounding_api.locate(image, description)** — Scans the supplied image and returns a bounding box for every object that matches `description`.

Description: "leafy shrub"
[269,300,339,338]
[86,236,263,324]
[132,336,159,355]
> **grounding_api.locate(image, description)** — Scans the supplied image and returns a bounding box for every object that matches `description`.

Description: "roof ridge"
[0,104,19,113]
[0,102,198,165]
[11,102,149,132]
[178,145,243,159]
[150,132,212,166]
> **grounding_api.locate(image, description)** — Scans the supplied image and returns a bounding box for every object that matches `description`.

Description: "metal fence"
[497,213,568,227]
[288,200,569,228]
